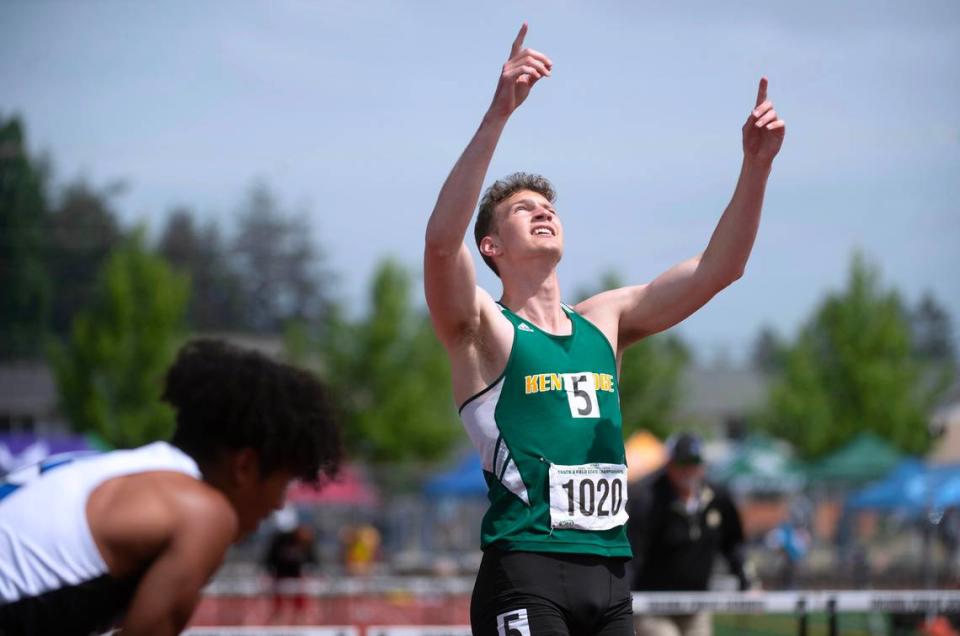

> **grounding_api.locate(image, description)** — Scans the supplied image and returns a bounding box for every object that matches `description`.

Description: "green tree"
[618,333,692,439]
[909,292,958,408]
[47,181,125,336]
[910,292,956,367]
[576,272,692,439]
[232,184,331,333]
[0,115,50,359]
[49,233,189,448]
[158,208,244,331]
[761,253,944,458]
[287,259,459,462]
[750,325,788,375]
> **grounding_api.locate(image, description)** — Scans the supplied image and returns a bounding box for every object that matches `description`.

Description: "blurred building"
[679,366,769,439]
[0,362,65,435]
[0,333,284,437]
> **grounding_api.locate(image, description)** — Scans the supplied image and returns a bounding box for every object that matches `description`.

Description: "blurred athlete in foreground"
[0,339,342,635]
[423,23,784,636]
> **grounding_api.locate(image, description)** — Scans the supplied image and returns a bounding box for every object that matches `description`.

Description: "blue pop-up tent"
[848,460,960,513]
[423,452,488,497]
[846,459,925,511]
[932,469,960,509]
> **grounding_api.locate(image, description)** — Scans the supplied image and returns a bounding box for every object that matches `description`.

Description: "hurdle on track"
[190,583,960,636]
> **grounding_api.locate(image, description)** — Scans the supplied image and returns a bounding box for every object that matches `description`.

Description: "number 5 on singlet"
[548,463,629,531]
[563,372,599,418]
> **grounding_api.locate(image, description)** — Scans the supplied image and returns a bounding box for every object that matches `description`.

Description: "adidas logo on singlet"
[518,323,534,332]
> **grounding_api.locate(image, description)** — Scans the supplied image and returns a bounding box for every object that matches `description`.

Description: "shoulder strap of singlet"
[496,301,582,330]
[497,301,576,315]
[495,301,524,327]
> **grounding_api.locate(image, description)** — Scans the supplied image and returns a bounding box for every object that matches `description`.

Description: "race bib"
[548,463,629,531]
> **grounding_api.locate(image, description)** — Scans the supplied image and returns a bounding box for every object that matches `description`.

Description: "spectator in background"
[341,523,381,576]
[765,515,810,590]
[264,506,317,623]
[627,432,757,636]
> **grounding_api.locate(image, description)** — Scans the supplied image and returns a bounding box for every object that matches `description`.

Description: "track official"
[628,433,757,636]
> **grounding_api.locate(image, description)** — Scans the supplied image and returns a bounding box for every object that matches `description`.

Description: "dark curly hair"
[163,339,342,483]
[474,172,556,277]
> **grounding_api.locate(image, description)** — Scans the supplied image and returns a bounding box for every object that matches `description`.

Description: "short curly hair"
[474,172,556,277]
[163,338,342,483]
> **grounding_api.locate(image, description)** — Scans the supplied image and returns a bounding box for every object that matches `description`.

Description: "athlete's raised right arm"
[424,23,552,347]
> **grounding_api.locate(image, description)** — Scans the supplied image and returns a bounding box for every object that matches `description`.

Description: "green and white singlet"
[458,303,632,558]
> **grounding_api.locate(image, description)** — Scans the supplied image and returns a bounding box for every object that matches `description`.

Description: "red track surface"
[190,594,471,628]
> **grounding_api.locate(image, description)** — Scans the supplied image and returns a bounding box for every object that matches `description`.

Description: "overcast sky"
[2,1,958,362]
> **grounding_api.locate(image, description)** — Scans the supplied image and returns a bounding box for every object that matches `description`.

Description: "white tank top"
[0,441,201,603]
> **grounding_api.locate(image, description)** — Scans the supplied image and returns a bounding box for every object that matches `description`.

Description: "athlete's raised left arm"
[578,78,785,352]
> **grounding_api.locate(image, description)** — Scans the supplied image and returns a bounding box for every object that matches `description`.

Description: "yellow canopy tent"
[625,430,667,482]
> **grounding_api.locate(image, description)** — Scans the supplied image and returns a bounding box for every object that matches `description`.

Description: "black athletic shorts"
[470,547,634,636]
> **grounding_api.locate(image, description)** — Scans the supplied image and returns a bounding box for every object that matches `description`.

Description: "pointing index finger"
[511,22,528,58]
[755,76,768,108]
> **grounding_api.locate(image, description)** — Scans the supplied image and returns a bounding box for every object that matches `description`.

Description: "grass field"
[715,612,890,636]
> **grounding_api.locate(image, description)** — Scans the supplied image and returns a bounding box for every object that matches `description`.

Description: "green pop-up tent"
[805,431,904,485]
[712,434,806,494]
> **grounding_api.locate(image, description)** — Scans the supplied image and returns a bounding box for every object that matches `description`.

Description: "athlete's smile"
[531,223,556,237]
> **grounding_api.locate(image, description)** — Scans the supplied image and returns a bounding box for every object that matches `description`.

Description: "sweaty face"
[485,190,564,271]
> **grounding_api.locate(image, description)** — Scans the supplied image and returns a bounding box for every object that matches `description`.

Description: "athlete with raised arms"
[423,23,784,636]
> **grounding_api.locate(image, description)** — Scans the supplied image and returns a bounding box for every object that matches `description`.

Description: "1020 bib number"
[548,463,629,531]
